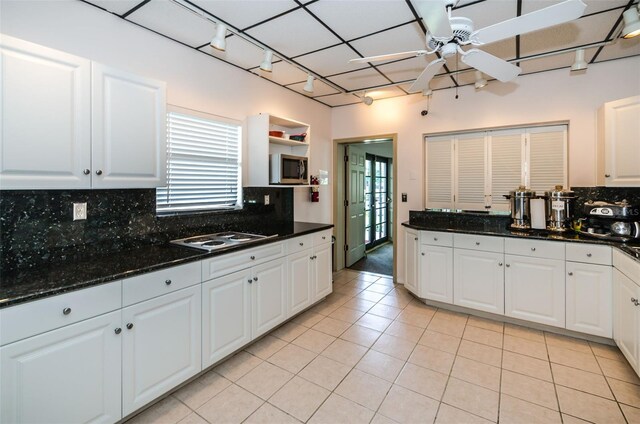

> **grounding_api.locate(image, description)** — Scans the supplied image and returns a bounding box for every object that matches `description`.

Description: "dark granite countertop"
[0,222,333,309]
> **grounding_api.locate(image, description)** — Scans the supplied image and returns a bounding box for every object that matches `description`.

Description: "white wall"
[331,56,640,281]
[0,0,333,224]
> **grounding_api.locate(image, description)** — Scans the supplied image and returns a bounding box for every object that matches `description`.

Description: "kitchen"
[1,0,640,423]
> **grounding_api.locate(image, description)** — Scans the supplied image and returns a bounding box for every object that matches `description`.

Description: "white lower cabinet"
[404,228,419,295]
[288,249,313,316]
[252,258,287,338]
[614,268,640,373]
[1,310,122,424]
[454,249,504,314]
[420,245,453,303]
[566,262,612,338]
[122,286,201,416]
[505,254,565,327]
[313,243,332,300]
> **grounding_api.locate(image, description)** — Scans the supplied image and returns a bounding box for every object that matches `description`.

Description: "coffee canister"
[505,186,536,229]
[545,185,576,232]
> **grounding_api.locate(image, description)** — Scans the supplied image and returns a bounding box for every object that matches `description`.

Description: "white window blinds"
[490,130,524,210]
[528,126,567,193]
[156,110,241,213]
[455,134,486,210]
[426,136,454,208]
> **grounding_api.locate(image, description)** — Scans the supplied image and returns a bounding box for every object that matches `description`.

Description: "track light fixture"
[570,48,587,72]
[474,71,488,89]
[210,23,227,51]
[622,4,640,39]
[422,87,433,97]
[303,74,314,93]
[260,50,273,72]
[362,94,373,105]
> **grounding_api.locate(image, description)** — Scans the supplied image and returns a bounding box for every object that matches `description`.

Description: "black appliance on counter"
[578,200,640,242]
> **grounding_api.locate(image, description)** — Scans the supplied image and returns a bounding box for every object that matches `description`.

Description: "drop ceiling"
[84,0,640,107]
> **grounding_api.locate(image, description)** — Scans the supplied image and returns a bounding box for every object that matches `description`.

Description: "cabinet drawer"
[614,249,640,284]
[566,243,612,266]
[287,235,313,255]
[313,230,332,246]
[123,261,201,307]
[202,242,285,281]
[0,281,122,346]
[504,238,565,260]
[421,231,453,247]
[454,234,504,253]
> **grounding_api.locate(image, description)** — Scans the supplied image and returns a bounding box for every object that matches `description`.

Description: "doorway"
[365,154,391,250]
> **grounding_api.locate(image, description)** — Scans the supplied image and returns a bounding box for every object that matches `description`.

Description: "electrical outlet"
[264,195,270,205]
[73,202,87,221]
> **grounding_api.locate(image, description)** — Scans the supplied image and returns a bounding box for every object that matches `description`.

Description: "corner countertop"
[0,221,333,309]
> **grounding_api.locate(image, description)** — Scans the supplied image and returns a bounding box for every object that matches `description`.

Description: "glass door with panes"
[365,154,390,249]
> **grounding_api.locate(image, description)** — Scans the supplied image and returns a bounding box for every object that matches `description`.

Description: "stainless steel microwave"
[270,154,308,185]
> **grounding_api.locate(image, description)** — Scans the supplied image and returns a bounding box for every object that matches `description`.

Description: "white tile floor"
[126,269,640,424]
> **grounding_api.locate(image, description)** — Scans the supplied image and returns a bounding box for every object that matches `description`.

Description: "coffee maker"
[579,200,640,242]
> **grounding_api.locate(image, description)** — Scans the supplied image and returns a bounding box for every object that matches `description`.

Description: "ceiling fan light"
[303,74,314,93]
[210,23,227,51]
[474,71,488,89]
[570,48,588,71]
[622,7,640,39]
[260,50,273,72]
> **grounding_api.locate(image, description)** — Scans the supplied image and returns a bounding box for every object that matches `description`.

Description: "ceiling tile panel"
[127,0,216,47]
[307,0,416,41]
[189,0,298,30]
[376,55,433,83]
[314,92,362,107]
[287,80,340,97]
[327,68,391,91]
[522,0,628,16]
[250,60,309,85]
[362,86,406,100]
[350,22,426,64]
[199,35,267,69]
[86,0,143,16]
[451,0,518,32]
[594,37,640,62]
[519,47,599,73]
[296,44,369,77]
[245,9,341,57]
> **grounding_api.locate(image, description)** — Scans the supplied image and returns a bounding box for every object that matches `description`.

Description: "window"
[425,124,567,211]
[156,108,241,213]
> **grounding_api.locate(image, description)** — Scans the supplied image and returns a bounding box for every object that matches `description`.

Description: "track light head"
[362,96,373,106]
[260,50,273,72]
[422,88,433,97]
[474,71,488,89]
[570,48,587,72]
[622,5,640,39]
[303,75,314,93]
[210,23,227,51]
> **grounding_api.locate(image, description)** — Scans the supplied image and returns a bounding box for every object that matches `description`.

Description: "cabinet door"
[288,249,313,316]
[314,243,333,301]
[454,249,504,314]
[566,262,612,338]
[91,63,166,188]
[602,96,640,187]
[404,228,419,296]
[505,255,565,327]
[0,311,121,424]
[614,269,639,372]
[122,286,201,416]
[0,35,91,189]
[202,269,252,368]
[252,257,287,338]
[420,245,453,303]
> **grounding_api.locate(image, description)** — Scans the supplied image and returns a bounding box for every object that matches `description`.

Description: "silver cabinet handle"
[322,236,326,240]
[250,255,256,260]
[498,262,503,266]
[83,169,90,175]
[506,264,511,267]
[299,242,304,246]
[434,237,438,241]
[165,279,172,285]
[421,252,425,256]
[114,328,122,334]
[253,277,258,282]
[95,169,103,175]
[63,307,72,315]
[248,279,253,284]
[605,174,611,178]
[531,247,536,251]
[568,272,573,276]
[126,323,134,330]
[632,298,640,306]
[310,256,314,260]
[414,237,418,241]
[586,253,592,257]
[476,242,480,246]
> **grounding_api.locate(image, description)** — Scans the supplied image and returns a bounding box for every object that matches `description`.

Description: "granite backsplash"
[0,187,293,273]
[572,187,640,217]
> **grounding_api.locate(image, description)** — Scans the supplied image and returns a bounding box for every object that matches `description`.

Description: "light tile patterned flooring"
[127,269,640,424]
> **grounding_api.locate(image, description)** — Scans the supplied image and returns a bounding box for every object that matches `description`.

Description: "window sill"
[156,205,242,218]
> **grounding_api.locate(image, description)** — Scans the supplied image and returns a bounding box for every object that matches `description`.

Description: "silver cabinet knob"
[95,169,103,175]
[498,262,503,266]
[126,323,133,330]
[253,277,258,282]
[250,255,256,260]
[310,256,314,260]
[586,253,592,257]
[531,247,536,251]
[568,272,573,276]
[506,264,511,267]
[114,328,122,334]
[63,307,72,315]
[322,236,326,240]
[632,298,640,306]
[299,242,304,246]
[165,279,172,285]
[476,242,480,246]
[434,237,438,241]
[605,174,611,178]
[421,252,425,256]
[83,169,90,175]
[248,279,253,284]
[414,237,418,241]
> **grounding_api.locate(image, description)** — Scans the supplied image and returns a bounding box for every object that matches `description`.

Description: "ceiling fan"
[350,0,587,92]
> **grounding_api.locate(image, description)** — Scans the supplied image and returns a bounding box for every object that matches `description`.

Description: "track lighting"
[303,74,314,93]
[260,50,273,72]
[210,23,227,51]
[622,5,640,39]
[474,71,488,89]
[570,48,587,72]
[362,95,373,105]
[422,87,433,97]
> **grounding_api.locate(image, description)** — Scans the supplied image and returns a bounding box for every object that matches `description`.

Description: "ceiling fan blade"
[411,0,453,40]
[461,49,521,82]
[349,50,428,64]
[471,0,586,45]
[408,58,446,93]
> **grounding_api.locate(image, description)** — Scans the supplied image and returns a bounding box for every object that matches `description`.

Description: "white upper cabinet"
[0,35,91,189]
[91,63,166,188]
[0,35,167,189]
[598,95,640,187]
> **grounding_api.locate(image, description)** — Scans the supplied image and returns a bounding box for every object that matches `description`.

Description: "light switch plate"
[264,195,270,205]
[73,202,87,220]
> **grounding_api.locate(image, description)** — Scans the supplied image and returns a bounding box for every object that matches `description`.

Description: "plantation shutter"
[426,136,454,209]
[455,134,486,210]
[156,110,241,213]
[527,126,567,193]
[489,129,524,211]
